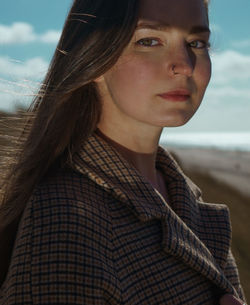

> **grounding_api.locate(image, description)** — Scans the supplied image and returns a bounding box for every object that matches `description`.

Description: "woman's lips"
[158,90,191,102]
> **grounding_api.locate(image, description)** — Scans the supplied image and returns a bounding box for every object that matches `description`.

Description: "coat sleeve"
[0,177,120,305]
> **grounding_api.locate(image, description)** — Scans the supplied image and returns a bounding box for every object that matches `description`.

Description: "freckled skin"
[97,0,211,143]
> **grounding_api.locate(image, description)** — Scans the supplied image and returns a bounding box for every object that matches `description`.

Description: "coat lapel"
[157,148,238,295]
[72,133,239,297]
[73,133,168,221]
[161,199,235,295]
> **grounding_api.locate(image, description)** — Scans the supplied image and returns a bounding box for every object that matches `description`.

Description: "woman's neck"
[95,127,162,190]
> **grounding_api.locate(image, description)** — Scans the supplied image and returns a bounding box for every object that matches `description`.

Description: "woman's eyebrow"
[190,25,211,34]
[136,22,211,35]
[136,23,171,31]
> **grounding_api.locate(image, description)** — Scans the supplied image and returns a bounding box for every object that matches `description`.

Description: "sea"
[160,132,250,152]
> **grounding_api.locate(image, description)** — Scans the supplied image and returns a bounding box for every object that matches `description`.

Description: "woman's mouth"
[158,90,191,102]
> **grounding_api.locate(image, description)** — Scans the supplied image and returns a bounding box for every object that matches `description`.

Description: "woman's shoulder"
[0,169,115,303]
[25,167,111,227]
[12,167,113,266]
[35,166,96,196]
[35,166,106,200]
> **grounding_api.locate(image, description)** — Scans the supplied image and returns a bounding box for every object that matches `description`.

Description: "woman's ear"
[94,75,105,84]
[93,74,108,99]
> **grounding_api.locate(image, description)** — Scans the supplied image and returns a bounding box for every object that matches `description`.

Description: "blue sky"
[0,0,250,133]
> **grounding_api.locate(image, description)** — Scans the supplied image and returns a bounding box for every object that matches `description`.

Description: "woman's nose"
[167,46,194,77]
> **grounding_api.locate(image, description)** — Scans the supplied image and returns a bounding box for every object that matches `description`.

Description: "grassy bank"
[176,162,250,302]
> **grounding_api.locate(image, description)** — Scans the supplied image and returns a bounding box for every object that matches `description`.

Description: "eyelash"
[136,38,161,47]
[136,38,210,49]
[189,40,211,49]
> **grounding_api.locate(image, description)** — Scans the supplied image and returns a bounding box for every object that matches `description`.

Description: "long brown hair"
[0,0,210,286]
[0,0,140,285]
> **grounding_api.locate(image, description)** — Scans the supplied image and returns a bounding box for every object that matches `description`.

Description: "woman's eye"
[136,38,160,47]
[189,40,210,49]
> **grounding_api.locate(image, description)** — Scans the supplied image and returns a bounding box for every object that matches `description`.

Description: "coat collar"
[72,132,238,297]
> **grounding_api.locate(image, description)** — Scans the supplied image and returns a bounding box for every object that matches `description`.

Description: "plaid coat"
[0,133,245,304]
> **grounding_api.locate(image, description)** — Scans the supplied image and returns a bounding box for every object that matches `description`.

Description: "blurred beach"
[169,146,250,197]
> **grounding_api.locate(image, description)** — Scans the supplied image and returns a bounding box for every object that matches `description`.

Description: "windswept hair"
[0,0,139,285]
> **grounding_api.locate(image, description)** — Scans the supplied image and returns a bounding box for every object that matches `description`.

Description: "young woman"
[0,0,246,304]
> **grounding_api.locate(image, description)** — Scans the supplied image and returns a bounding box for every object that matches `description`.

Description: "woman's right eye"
[136,38,161,47]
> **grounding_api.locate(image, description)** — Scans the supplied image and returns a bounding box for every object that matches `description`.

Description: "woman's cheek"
[116,54,159,87]
[198,55,212,88]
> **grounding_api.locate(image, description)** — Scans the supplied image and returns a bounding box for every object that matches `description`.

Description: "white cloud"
[0,56,49,110]
[0,80,33,111]
[0,56,48,79]
[0,22,36,44]
[205,86,250,105]
[210,50,250,85]
[40,30,61,44]
[0,22,61,45]
[205,50,250,110]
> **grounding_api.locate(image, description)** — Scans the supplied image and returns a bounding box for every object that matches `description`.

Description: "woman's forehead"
[138,0,209,29]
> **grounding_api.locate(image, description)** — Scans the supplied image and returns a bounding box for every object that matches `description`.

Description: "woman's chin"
[155,113,194,128]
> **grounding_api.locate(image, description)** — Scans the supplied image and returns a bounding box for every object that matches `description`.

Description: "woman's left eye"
[136,38,161,47]
[189,40,210,49]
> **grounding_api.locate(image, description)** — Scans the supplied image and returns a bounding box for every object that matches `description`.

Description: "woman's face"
[97,0,211,130]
